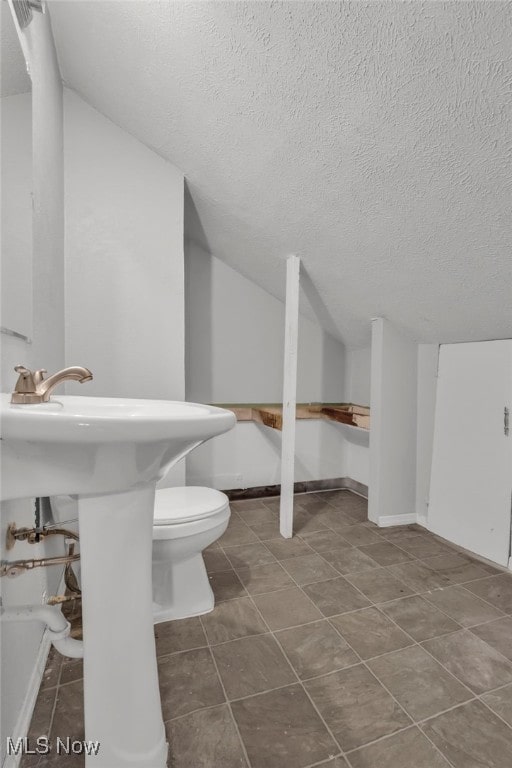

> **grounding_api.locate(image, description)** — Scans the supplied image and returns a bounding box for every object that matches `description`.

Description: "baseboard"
[377,513,418,528]
[3,630,52,768]
[225,477,368,501]
[340,478,368,499]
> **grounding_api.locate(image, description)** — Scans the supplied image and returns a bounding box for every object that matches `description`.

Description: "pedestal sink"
[0,394,236,767]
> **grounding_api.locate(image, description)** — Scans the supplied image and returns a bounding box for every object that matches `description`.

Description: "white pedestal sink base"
[78,485,168,767]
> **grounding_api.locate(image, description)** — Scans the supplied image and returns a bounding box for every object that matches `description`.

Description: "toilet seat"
[152,486,229,525]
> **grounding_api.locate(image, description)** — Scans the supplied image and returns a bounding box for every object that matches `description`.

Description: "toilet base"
[152,553,214,624]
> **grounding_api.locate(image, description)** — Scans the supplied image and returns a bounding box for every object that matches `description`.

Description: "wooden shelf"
[213,403,370,432]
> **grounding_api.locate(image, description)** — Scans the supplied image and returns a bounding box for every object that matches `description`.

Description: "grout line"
[298,614,422,758]
[317,577,490,765]
[176,498,508,763]
[417,697,482,726]
[477,686,512,730]
[477,693,512,733]
[162,698,229,725]
[414,725,459,768]
[258,620,345,757]
[210,679,312,708]
[343,723,458,768]
[304,758,346,768]
[354,598,476,696]
[457,578,512,612]
[158,610,510,693]
[49,656,64,728]
[28,494,512,768]
[202,541,512,761]
[303,753,346,768]
[216,553,511,663]
[155,641,209,661]
[205,626,271,648]
[53,674,84,690]
[260,532,453,768]
[200,615,254,768]
[429,606,508,632]
[239,553,348,758]
[419,625,512,675]
[362,600,512,740]
[478,678,512,696]
[206,559,347,761]
[327,603,464,767]
[28,657,64,768]
[42,677,62,767]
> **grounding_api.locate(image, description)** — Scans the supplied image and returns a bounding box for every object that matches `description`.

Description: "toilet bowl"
[50,486,230,624]
[152,486,230,623]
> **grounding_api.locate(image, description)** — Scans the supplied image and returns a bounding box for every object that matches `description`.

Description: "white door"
[428,340,512,567]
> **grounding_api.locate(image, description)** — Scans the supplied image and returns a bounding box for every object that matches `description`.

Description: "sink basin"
[0,394,236,767]
[0,394,235,500]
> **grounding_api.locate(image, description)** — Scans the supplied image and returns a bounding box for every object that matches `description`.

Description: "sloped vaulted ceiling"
[48,0,511,347]
[1,2,31,96]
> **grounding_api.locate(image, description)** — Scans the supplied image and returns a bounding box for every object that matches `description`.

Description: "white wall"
[416,344,439,524]
[187,420,354,490]
[1,10,65,765]
[1,85,186,764]
[0,91,33,391]
[28,7,65,374]
[369,317,418,525]
[343,346,371,486]
[1,92,32,349]
[185,240,345,403]
[185,241,366,489]
[343,428,370,488]
[1,5,65,382]
[344,346,371,405]
[64,89,184,403]
[0,499,51,768]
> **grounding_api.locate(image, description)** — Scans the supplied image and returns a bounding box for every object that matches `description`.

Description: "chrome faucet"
[11,365,93,404]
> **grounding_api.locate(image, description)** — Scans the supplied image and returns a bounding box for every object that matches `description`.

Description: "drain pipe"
[1,603,83,658]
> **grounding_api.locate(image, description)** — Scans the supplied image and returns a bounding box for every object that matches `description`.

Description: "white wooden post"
[369,317,418,527]
[280,255,301,538]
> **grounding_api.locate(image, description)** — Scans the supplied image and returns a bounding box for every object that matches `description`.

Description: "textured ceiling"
[1,2,31,96]
[49,0,511,347]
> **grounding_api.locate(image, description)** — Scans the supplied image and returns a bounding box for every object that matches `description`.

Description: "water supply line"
[0,549,80,578]
[2,522,82,596]
[1,519,82,656]
[1,603,83,658]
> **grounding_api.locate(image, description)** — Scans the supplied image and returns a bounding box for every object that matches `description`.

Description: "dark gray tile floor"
[21,490,512,767]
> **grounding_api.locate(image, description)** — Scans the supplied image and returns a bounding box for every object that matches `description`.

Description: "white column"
[280,255,301,538]
[415,344,440,524]
[8,0,66,373]
[369,317,418,526]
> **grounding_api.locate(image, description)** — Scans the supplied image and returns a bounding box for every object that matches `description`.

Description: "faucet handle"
[13,365,36,393]
[33,369,47,386]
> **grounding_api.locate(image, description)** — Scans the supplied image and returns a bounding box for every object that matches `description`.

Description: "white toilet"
[152,486,230,623]
[50,485,230,624]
